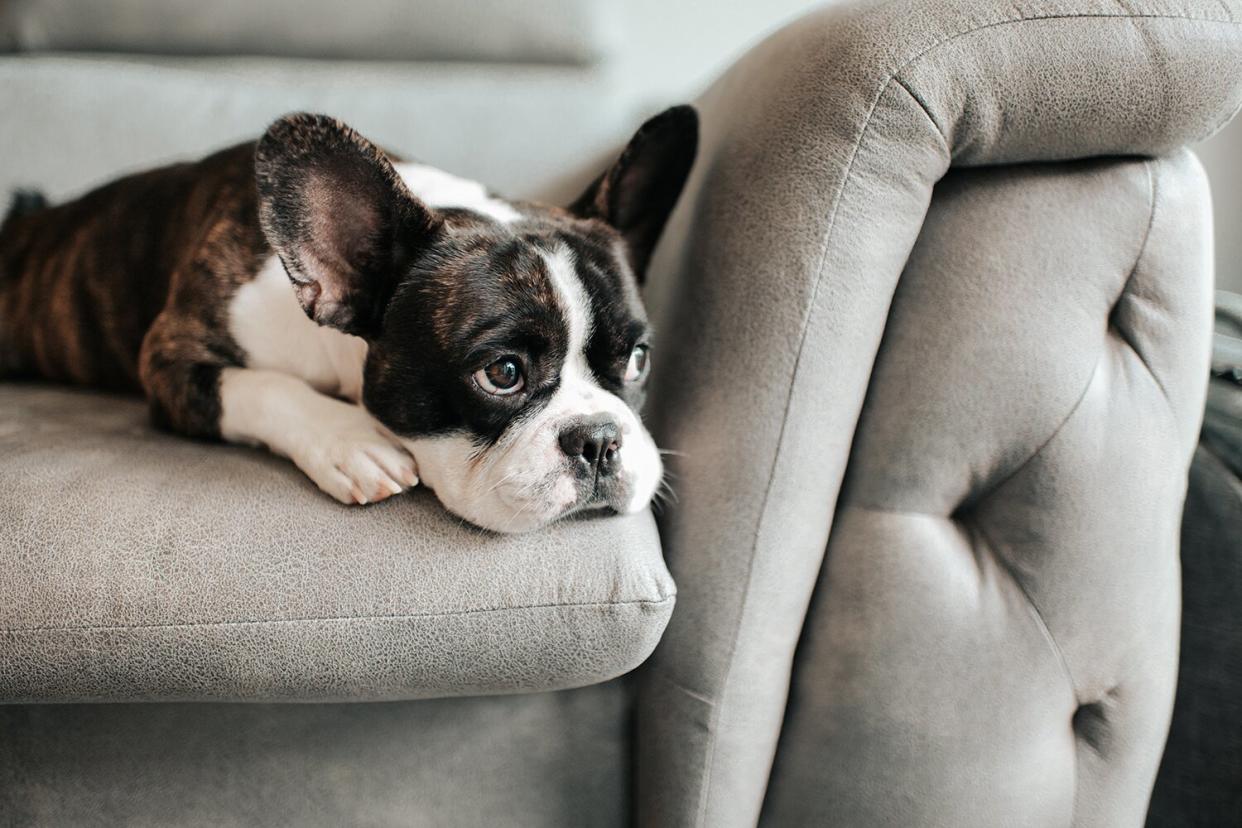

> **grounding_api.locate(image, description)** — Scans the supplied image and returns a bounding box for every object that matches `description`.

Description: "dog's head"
[254,109,697,532]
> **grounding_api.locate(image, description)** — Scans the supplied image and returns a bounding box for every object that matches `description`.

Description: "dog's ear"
[255,113,441,338]
[569,105,698,280]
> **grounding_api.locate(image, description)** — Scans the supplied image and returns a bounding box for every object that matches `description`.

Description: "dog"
[0,107,697,532]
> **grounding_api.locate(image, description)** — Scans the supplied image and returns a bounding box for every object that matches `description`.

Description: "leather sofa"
[2,1,1240,825]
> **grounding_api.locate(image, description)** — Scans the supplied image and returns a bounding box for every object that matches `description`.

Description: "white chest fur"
[228,257,368,401]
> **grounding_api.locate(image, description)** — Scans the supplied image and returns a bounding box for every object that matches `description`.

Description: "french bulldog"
[0,107,697,532]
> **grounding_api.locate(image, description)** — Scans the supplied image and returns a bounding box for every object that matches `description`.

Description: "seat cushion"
[0,0,617,65]
[0,384,675,703]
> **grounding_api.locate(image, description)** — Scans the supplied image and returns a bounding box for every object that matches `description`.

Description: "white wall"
[616,0,821,111]
[1197,118,1242,295]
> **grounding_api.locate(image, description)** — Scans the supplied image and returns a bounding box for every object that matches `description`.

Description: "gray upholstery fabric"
[638,2,1239,825]
[0,55,632,209]
[0,385,675,703]
[0,0,617,65]
[1,0,1238,824]
[0,681,630,827]
[762,153,1210,826]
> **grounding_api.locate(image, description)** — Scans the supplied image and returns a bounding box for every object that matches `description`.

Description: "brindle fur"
[0,143,261,436]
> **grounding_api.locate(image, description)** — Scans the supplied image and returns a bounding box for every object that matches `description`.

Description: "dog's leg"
[138,313,235,440]
[140,313,417,505]
[217,368,419,505]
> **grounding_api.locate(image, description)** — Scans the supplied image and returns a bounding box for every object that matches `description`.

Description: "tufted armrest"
[639,1,1242,825]
[0,386,675,703]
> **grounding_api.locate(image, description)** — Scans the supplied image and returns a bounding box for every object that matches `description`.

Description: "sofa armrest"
[0,386,675,703]
[638,2,1242,825]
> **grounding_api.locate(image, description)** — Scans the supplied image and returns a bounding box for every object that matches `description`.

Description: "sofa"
[2,0,1240,825]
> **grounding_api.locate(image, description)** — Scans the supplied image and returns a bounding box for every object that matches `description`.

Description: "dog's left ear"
[569,105,698,279]
[255,113,442,338]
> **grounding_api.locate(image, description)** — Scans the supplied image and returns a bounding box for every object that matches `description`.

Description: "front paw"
[294,429,419,506]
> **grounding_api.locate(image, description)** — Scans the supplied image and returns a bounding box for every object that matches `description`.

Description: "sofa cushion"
[0,384,675,703]
[0,55,629,212]
[1149,297,1242,825]
[0,0,617,65]
[1147,442,1242,826]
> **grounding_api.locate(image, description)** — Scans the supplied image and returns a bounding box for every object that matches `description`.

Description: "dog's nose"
[559,417,622,478]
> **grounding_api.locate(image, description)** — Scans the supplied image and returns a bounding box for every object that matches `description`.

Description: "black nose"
[559,417,622,478]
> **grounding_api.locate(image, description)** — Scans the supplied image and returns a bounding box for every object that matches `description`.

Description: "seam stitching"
[972,349,1111,515]
[1,595,676,635]
[1111,158,1176,410]
[973,514,1084,705]
[893,76,951,151]
[969,517,1082,826]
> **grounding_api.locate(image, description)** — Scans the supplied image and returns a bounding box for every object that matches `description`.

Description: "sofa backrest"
[0,0,617,64]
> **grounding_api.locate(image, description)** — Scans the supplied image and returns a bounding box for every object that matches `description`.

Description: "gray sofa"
[2,0,1241,825]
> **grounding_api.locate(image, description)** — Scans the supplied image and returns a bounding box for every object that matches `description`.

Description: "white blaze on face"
[400,244,663,533]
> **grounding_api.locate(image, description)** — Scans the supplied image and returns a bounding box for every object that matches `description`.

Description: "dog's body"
[0,109,697,531]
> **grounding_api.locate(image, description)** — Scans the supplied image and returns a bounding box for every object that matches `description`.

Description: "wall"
[1197,119,1242,295]
[616,0,820,112]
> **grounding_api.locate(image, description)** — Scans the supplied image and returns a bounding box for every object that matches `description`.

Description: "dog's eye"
[624,344,650,383]
[474,357,525,396]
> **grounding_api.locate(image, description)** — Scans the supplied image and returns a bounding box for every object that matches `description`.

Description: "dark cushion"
[1149,347,1242,824]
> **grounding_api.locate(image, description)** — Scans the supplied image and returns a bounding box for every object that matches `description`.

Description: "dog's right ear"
[255,113,441,338]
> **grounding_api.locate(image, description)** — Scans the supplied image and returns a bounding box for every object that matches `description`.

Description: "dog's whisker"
[656,476,679,505]
[476,470,521,499]
[503,498,535,532]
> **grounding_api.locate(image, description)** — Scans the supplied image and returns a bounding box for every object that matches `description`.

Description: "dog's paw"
[289,412,419,506]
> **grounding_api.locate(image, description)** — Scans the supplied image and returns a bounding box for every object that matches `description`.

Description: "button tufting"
[1072,697,1115,756]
